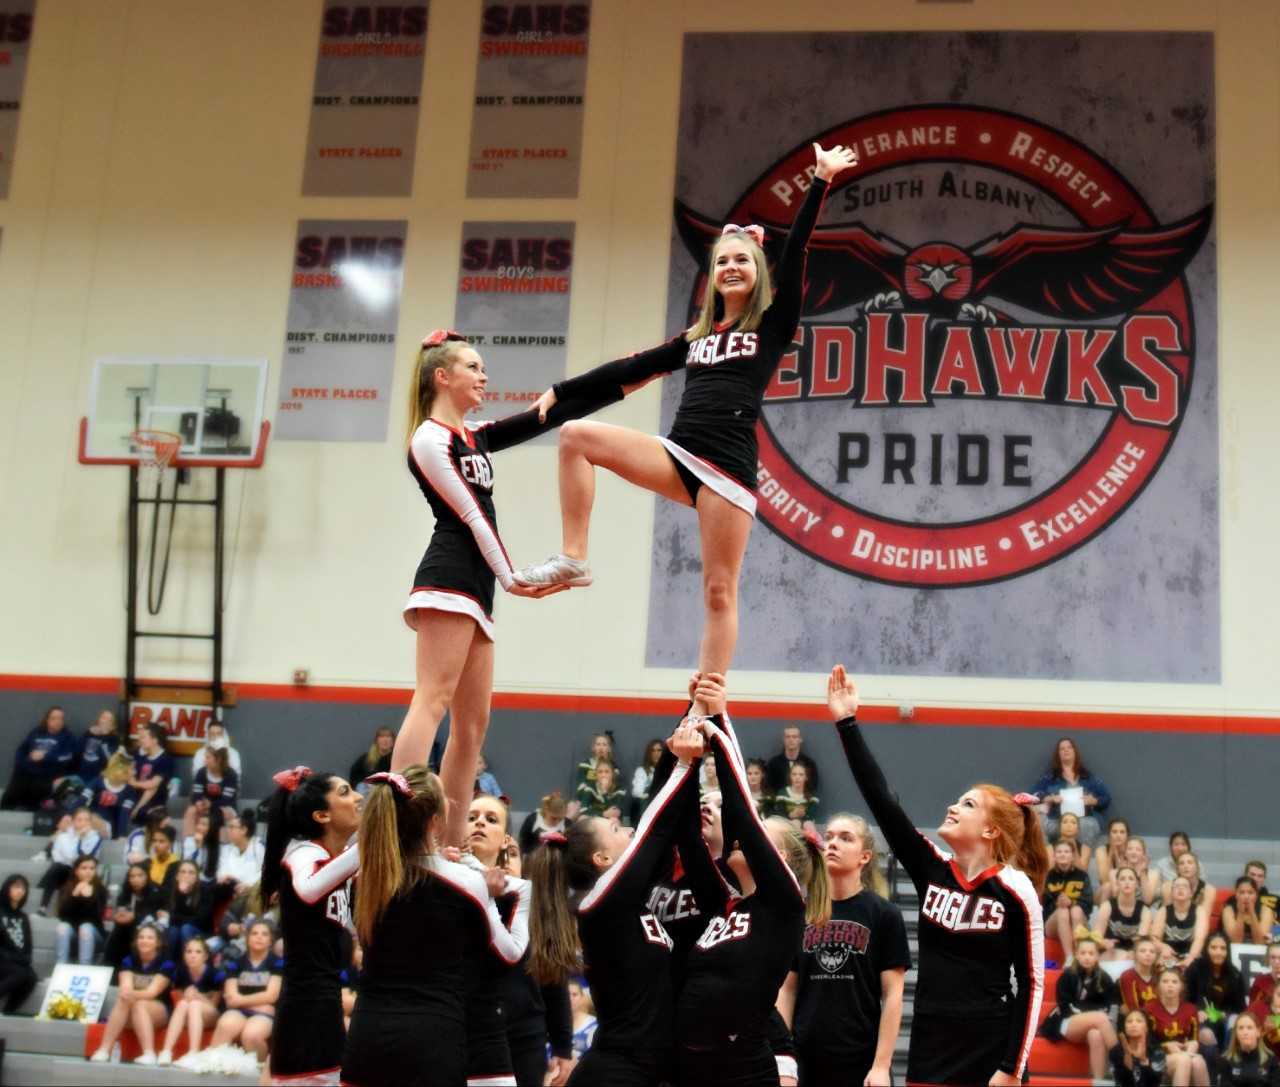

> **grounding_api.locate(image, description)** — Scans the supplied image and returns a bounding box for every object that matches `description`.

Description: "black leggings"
[343,1007,465,1087]
[0,960,37,1015]
[509,1035,548,1087]
[567,1045,668,1087]
[676,1038,776,1087]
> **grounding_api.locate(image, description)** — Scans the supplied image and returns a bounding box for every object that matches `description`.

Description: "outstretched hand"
[508,581,570,599]
[826,664,859,721]
[813,142,859,183]
[532,386,557,423]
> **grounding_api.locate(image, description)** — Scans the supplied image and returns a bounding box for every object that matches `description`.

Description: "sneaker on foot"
[175,1053,199,1070]
[88,1050,109,1063]
[513,554,592,588]
[135,1052,157,1066]
[157,1049,173,1066]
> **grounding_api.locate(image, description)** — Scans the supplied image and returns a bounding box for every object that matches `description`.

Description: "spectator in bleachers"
[474,751,502,798]
[348,726,394,792]
[36,805,102,913]
[1042,839,1093,962]
[575,760,625,820]
[569,978,596,1060]
[1120,936,1163,1014]
[629,738,664,825]
[1145,967,1211,1085]
[1254,988,1280,1052]
[84,750,135,839]
[1154,875,1210,970]
[1097,867,1154,962]
[745,757,771,818]
[184,747,239,837]
[89,922,174,1064]
[53,855,107,965]
[127,807,171,866]
[1057,811,1092,872]
[517,791,567,856]
[764,725,820,795]
[215,809,264,900]
[1248,942,1280,1008]
[770,761,820,828]
[160,859,214,959]
[699,750,719,793]
[128,722,174,824]
[1166,852,1218,910]
[182,812,213,873]
[157,935,223,1067]
[1096,818,1132,902]
[1215,1011,1277,1087]
[1222,877,1277,946]
[1039,935,1119,1081]
[216,889,278,963]
[1117,837,1164,906]
[1157,831,1193,885]
[1185,932,1246,1061]
[77,710,123,784]
[1,706,79,811]
[0,874,36,1015]
[1029,736,1111,846]
[210,919,282,1061]
[1110,1007,1167,1087]
[575,733,618,791]
[340,939,362,1030]
[191,721,242,779]
[104,863,159,970]
[1241,861,1277,917]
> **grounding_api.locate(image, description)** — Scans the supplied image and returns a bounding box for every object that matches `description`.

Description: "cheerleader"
[674,674,830,1087]
[1097,867,1153,961]
[516,143,859,711]
[391,330,630,842]
[259,767,362,1087]
[526,722,705,1086]
[340,767,532,1087]
[827,664,1047,1087]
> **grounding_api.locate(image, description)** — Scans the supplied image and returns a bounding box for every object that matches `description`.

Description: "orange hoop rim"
[130,428,182,467]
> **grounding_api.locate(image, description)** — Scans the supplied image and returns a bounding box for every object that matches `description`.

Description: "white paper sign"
[1058,786,1086,818]
[40,963,114,1022]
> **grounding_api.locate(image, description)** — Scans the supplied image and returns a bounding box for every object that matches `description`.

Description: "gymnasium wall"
[0,2,1277,834]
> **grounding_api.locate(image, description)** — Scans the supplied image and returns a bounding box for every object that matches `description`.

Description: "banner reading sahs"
[0,2,36,199]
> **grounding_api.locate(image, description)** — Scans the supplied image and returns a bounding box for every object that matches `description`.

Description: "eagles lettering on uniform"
[551,177,830,492]
[406,388,622,639]
[836,717,1044,1083]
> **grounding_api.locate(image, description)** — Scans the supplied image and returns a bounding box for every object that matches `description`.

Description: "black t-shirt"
[226,952,284,998]
[1043,866,1092,914]
[793,890,912,1062]
[122,952,175,982]
[170,960,225,996]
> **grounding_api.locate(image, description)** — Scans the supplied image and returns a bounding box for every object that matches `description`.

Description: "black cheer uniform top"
[836,717,1045,1082]
[551,178,830,491]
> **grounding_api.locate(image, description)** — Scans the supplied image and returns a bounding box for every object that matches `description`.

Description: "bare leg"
[160,999,188,1054]
[439,632,495,846]
[241,1015,273,1061]
[93,997,132,1056]
[1190,1054,1209,1086]
[557,422,689,559]
[188,1001,216,1053]
[693,487,752,694]
[1168,1051,1190,1086]
[1064,1012,1117,1079]
[132,999,166,1056]
[211,1009,246,1047]
[392,611,478,772]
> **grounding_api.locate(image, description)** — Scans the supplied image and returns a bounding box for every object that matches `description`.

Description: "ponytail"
[525,839,579,984]
[766,817,832,926]
[1017,798,1050,894]
[975,784,1049,894]
[407,336,470,443]
[259,769,337,908]
[354,765,442,948]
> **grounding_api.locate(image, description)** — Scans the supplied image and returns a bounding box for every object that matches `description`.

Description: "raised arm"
[284,841,359,906]
[480,384,626,454]
[543,335,687,410]
[827,666,939,887]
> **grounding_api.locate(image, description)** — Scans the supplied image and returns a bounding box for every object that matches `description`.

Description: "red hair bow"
[803,828,825,852]
[1012,792,1039,808]
[541,831,568,846]
[721,223,765,246]
[422,328,464,348]
[272,766,312,793]
[365,771,412,798]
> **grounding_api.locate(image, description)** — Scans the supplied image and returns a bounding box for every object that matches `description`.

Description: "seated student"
[1250,943,1280,1009]
[2,707,80,810]
[1095,818,1132,903]
[348,725,394,792]
[1252,988,1280,1053]
[568,978,597,1061]
[84,750,136,839]
[78,710,123,785]
[1214,1011,1277,1087]
[1185,932,1247,1061]
[104,863,160,970]
[54,855,107,965]
[1120,936,1163,1014]
[126,808,171,866]
[181,812,215,876]
[575,759,625,820]
[1111,1007,1168,1087]
[1116,836,1163,906]
[1237,861,1278,920]
[1165,852,1217,911]
[160,860,214,959]
[769,761,820,828]
[210,920,282,1061]
[89,923,174,1065]
[764,724,820,796]
[1029,735,1111,845]
[147,825,181,894]
[745,757,772,819]
[1056,811,1092,873]
[157,936,223,1067]
[190,722,242,779]
[128,723,175,824]
[1043,839,1093,963]
[0,875,37,1015]
[1222,876,1278,946]
[183,747,239,837]
[473,751,502,798]
[575,732,618,790]
[1154,875,1210,970]
[629,739,665,825]
[1145,967,1211,1087]
[699,750,719,793]
[1041,935,1120,1080]
[1157,831,1193,885]
[517,791,568,856]
[340,939,363,1030]
[214,810,264,900]
[37,805,102,913]
[1098,866,1154,962]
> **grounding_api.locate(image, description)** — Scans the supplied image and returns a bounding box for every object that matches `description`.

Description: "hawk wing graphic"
[971,205,1213,320]
[674,200,906,318]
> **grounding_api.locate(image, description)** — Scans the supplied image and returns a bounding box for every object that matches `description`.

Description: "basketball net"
[132,429,181,496]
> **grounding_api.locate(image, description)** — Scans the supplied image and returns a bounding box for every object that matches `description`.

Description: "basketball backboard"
[79,358,270,467]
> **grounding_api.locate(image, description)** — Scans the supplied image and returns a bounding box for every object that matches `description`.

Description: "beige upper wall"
[0,0,1276,715]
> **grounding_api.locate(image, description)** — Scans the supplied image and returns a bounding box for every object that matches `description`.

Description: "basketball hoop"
[131,429,181,493]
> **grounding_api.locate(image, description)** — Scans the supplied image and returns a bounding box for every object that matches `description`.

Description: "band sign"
[128,701,214,756]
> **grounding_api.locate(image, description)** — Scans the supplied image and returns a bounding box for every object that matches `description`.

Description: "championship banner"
[276,219,407,441]
[466,2,589,198]
[647,32,1218,682]
[454,221,575,429]
[301,2,428,197]
[0,3,36,199]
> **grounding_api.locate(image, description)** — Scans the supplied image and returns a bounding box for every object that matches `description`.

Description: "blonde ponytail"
[407,338,470,444]
[766,817,832,926]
